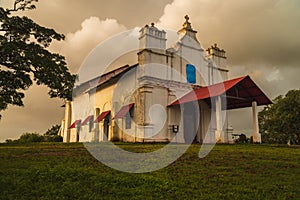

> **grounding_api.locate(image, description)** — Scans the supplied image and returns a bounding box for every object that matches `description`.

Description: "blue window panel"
[186,64,196,84]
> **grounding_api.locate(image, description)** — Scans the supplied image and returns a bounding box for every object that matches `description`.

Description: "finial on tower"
[177,15,199,43]
[185,15,190,23]
[181,15,194,32]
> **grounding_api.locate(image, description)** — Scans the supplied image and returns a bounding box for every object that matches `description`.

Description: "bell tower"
[138,23,167,66]
[138,23,166,54]
[206,43,227,70]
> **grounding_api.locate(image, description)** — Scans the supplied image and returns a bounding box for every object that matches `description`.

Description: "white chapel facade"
[59,16,271,143]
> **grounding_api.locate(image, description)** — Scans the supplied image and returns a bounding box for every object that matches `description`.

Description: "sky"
[0,0,299,141]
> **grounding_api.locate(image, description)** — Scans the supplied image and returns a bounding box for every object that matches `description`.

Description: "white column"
[140,86,154,140]
[252,101,261,143]
[94,109,100,142]
[58,119,65,137]
[215,96,224,143]
[63,101,72,143]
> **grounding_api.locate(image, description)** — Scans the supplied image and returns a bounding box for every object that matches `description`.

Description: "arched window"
[186,64,196,84]
[95,108,100,117]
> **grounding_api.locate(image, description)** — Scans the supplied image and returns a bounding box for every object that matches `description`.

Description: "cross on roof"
[185,15,190,22]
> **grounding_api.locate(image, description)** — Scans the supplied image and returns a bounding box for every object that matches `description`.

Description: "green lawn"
[0,143,300,199]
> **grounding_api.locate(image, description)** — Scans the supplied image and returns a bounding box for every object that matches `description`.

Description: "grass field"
[0,143,300,200]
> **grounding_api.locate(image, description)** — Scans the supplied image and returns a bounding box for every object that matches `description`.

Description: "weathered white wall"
[70,92,94,142]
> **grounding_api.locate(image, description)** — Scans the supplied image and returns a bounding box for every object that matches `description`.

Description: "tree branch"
[7,0,38,12]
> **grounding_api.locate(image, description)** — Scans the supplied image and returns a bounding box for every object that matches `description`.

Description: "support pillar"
[139,86,154,139]
[63,101,72,143]
[94,108,100,142]
[215,96,225,143]
[252,101,261,143]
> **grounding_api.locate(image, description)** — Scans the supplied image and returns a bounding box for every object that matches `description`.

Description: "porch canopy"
[81,115,94,126]
[94,111,111,123]
[169,75,272,110]
[113,103,134,119]
[68,120,81,129]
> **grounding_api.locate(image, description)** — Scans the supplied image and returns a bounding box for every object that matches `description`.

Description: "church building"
[59,16,272,143]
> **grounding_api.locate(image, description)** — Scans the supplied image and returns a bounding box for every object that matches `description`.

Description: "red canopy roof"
[68,120,81,129]
[113,103,134,119]
[94,111,111,123]
[81,115,94,126]
[169,76,272,110]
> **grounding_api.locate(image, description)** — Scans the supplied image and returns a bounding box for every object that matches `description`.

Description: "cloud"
[157,0,300,67]
[155,0,300,99]
[51,17,127,72]
[77,27,140,84]
[17,0,172,33]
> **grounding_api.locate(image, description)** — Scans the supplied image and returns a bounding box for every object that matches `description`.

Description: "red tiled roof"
[74,64,138,96]
[169,76,272,109]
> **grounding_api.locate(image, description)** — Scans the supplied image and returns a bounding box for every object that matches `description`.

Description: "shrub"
[19,133,44,143]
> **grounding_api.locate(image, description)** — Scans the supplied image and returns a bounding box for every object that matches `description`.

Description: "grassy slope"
[0,143,300,200]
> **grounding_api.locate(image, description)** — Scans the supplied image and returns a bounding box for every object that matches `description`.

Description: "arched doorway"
[183,102,199,143]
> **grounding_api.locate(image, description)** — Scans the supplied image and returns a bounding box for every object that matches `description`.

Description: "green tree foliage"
[45,124,60,136]
[5,126,63,143]
[18,132,43,143]
[0,0,76,111]
[44,124,63,142]
[43,134,63,142]
[259,90,300,144]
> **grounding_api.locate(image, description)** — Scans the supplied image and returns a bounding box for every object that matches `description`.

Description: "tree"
[259,90,300,144]
[0,0,76,111]
[44,124,63,142]
[45,124,60,136]
[5,126,63,143]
